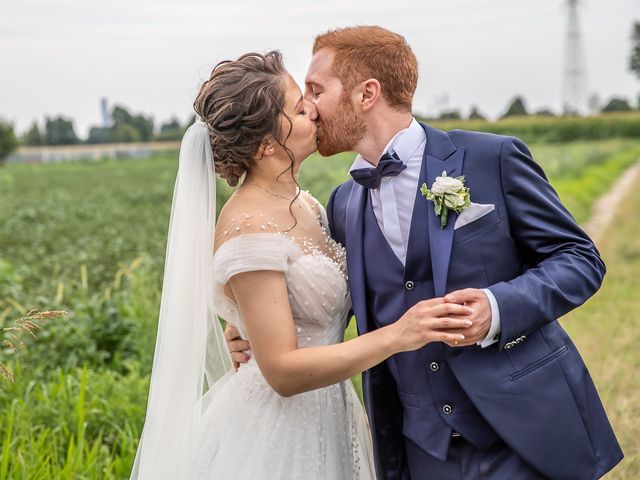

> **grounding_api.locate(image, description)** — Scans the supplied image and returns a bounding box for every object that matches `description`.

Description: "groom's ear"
[359,78,382,112]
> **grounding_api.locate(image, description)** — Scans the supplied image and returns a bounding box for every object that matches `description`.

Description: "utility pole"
[563,0,587,115]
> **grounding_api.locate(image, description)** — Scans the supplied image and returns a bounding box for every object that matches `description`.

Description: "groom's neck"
[354,111,413,166]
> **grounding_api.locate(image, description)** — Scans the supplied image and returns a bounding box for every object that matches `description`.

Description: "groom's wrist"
[478,288,501,347]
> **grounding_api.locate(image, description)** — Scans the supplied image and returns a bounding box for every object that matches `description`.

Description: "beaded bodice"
[212,200,351,348]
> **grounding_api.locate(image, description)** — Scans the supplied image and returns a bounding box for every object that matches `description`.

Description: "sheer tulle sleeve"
[301,190,330,232]
[315,200,330,232]
[213,233,301,286]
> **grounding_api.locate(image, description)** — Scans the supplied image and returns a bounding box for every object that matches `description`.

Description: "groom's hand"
[224,324,251,371]
[444,289,492,347]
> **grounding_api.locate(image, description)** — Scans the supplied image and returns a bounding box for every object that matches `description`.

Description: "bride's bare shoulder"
[214,191,290,249]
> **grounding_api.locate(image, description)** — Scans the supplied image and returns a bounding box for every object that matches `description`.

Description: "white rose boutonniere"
[420,170,470,229]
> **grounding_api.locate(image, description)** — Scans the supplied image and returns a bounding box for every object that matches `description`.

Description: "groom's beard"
[317,94,366,157]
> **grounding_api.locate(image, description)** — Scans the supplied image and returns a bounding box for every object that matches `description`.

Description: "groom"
[306,26,623,479]
[231,26,623,479]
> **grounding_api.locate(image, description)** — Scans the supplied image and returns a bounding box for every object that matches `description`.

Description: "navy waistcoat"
[362,192,498,459]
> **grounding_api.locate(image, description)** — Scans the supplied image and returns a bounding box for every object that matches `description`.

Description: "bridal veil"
[130,120,232,479]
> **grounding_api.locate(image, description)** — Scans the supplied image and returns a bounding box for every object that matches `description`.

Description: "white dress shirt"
[349,118,500,348]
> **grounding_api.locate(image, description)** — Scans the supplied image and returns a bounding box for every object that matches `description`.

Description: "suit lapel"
[421,124,465,297]
[345,182,369,334]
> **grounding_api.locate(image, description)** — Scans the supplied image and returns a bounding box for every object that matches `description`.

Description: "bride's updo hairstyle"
[194,51,288,187]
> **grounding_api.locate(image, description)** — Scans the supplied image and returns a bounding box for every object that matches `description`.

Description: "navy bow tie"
[350,151,407,189]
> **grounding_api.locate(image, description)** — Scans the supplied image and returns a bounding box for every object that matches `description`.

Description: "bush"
[0,120,19,166]
[602,98,633,113]
[421,111,640,144]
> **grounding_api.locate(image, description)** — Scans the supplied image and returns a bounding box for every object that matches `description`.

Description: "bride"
[130,51,472,479]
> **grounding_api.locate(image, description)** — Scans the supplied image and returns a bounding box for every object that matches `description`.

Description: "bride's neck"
[242,169,299,197]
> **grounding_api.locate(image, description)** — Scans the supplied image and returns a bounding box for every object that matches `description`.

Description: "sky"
[1,0,639,137]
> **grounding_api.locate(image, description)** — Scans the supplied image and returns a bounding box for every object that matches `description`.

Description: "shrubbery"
[424,112,640,144]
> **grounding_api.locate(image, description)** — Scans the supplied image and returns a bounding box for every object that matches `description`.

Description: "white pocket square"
[454,202,495,230]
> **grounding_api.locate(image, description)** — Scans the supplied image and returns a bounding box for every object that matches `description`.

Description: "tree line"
[20,105,196,147]
[424,93,639,123]
[11,91,640,151]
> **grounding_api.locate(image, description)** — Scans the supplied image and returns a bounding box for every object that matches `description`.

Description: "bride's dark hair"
[194,51,293,188]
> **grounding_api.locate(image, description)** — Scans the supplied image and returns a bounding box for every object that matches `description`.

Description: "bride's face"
[276,74,318,164]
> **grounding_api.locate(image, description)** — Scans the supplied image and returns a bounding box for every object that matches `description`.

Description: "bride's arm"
[230,269,472,398]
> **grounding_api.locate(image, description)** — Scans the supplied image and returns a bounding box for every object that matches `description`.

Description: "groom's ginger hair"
[313,26,418,112]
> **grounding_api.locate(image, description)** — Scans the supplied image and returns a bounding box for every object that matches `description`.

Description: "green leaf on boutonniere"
[421,170,471,229]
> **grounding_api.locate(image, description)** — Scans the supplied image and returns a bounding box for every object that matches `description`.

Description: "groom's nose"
[307,101,318,121]
[303,84,312,102]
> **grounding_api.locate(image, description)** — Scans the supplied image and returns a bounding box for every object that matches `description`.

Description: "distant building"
[7,141,180,164]
[101,97,110,128]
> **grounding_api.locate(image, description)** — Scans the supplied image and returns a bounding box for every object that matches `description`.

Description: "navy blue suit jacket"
[326,124,623,480]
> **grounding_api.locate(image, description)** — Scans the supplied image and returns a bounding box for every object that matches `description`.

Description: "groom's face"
[305,48,365,156]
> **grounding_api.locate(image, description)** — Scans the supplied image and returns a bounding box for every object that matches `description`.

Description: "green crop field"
[1,137,639,478]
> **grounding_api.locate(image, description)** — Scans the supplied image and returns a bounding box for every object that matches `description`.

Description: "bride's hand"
[388,298,473,353]
[224,324,251,371]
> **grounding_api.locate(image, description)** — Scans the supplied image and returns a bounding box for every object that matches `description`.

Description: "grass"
[534,141,640,224]
[0,364,148,479]
[561,172,640,479]
[0,138,639,477]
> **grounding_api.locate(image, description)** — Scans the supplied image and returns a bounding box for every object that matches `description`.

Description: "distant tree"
[155,117,184,141]
[630,21,640,80]
[468,106,486,121]
[111,105,134,127]
[22,121,43,146]
[111,105,154,142]
[112,123,142,143]
[44,116,79,145]
[0,120,19,166]
[130,114,154,141]
[87,126,112,144]
[601,97,633,113]
[160,117,181,132]
[502,96,528,118]
[438,110,462,120]
[111,105,133,125]
[534,108,556,117]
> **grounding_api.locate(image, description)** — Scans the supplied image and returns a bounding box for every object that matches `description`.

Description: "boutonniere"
[420,171,470,229]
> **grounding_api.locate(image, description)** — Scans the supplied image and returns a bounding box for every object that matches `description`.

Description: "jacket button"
[429,362,440,372]
[405,281,415,291]
[443,404,453,415]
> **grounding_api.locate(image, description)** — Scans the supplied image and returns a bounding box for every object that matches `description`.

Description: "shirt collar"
[349,117,425,173]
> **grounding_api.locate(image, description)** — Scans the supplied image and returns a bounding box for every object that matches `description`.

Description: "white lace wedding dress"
[191,224,377,479]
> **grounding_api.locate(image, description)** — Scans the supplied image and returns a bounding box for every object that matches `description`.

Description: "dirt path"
[583,161,640,245]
